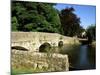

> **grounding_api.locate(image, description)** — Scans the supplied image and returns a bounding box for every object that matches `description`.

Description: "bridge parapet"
[11,32,80,52]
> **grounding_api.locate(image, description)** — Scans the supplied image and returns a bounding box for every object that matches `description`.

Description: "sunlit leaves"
[11,1,61,33]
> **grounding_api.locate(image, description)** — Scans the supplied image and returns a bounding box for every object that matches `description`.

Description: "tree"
[60,7,81,36]
[11,16,19,31]
[86,24,96,44]
[11,1,62,33]
[77,26,85,38]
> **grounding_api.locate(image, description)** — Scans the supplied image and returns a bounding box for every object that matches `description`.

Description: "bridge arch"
[11,46,29,51]
[39,42,51,52]
[58,41,63,47]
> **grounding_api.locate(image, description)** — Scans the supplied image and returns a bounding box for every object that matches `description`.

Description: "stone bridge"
[11,32,79,52]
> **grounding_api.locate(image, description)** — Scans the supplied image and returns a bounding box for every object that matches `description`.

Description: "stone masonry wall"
[12,50,69,72]
[11,32,80,52]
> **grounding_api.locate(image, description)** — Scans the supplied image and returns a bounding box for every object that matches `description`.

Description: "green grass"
[11,67,49,75]
[59,43,80,54]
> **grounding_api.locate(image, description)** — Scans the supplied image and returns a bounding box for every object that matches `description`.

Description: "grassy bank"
[58,43,81,69]
[11,67,49,75]
[59,43,81,54]
[91,41,96,48]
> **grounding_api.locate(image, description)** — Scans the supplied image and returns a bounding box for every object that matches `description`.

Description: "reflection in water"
[79,45,89,65]
[75,45,92,70]
[62,44,96,70]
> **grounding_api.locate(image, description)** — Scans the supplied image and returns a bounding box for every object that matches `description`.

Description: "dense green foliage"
[11,1,90,37]
[12,1,62,33]
[86,25,96,44]
[12,16,18,31]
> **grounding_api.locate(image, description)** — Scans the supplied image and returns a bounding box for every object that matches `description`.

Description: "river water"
[62,44,96,70]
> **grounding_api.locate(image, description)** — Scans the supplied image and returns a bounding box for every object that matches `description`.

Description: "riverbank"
[59,42,96,71]
[91,41,96,48]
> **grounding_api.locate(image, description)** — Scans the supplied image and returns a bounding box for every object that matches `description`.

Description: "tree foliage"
[12,16,18,31]
[60,7,82,36]
[11,1,62,33]
[86,25,96,44]
[11,1,87,37]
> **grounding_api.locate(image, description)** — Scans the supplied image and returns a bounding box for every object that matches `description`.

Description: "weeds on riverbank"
[58,43,81,69]
[11,67,49,75]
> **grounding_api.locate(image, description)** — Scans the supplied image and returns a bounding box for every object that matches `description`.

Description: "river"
[61,44,96,71]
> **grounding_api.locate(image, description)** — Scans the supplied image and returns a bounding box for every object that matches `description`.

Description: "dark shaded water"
[62,44,96,70]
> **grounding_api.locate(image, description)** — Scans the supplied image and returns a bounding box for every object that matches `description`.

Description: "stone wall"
[12,50,69,73]
[11,32,80,52]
